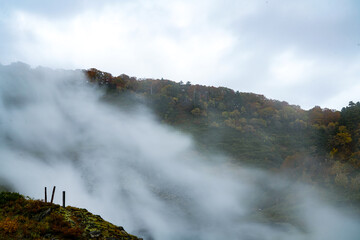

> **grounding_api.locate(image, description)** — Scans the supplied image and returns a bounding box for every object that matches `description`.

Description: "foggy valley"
[1,63,360,239]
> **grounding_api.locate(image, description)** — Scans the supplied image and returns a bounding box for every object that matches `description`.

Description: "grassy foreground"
[0,192,141,240]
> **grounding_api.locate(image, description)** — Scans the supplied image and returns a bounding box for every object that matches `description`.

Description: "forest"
[86,68,360,207]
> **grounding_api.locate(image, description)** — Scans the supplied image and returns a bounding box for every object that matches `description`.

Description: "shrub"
[0,217,18,233]
[0,192,24,206]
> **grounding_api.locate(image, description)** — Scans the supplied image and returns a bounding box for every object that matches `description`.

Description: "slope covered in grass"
[0,192,141,240]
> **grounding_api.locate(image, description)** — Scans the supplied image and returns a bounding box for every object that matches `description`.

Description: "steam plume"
[0,62,359,239]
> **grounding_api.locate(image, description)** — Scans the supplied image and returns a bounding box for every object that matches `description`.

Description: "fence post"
[62,191,65,207]
[50,186,56,204]
[44,187,47,203]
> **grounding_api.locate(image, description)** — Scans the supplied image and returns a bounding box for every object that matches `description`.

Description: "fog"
[0,62,359,239]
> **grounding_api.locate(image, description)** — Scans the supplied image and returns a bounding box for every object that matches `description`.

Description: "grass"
[0,192,140,240]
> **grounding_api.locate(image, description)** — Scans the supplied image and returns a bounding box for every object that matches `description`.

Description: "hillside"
[0,192,141,240]
[85,68,360,205]
[0,63,359,239]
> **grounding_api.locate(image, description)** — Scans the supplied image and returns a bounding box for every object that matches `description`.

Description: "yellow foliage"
[222,111,229,118]
[330,148,338,158]
[191,108,207,117]
[0,217,18,233]
[224,118,236,128]
[172,97,178,103]
[335,126,352,145]
[229,109,241,118]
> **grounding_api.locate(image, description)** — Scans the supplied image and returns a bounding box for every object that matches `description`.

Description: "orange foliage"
[0,217,19,233]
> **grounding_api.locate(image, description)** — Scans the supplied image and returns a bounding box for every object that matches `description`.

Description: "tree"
[330,126,352,160]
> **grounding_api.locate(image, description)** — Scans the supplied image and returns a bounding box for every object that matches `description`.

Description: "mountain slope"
[85,68,360,205]
[0,192,141,240]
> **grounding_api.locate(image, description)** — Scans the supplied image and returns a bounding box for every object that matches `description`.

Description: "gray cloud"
[0,0,359,109]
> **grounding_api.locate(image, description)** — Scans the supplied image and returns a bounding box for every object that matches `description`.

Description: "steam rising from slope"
[0,62,359,239]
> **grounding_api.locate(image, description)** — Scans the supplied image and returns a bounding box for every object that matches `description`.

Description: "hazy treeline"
[86,68,360,205]
[1,63,360,239]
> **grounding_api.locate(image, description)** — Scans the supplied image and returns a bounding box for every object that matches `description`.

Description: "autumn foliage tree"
[84,69,360,197]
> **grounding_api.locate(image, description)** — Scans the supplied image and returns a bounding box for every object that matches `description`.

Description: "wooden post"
[44,187,47,203]
[62,191,65,207]
[50,186,56,204]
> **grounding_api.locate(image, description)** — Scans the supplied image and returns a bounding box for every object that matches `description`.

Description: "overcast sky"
[0,0,359,110]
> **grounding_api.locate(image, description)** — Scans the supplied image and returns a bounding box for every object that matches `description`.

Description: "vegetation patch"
[86,68,360,207]
[0,192,141,240]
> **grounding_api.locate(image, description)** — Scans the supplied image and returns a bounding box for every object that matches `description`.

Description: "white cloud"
[1,0,360,110]
[8,2,235,82]
[269,49,315,86]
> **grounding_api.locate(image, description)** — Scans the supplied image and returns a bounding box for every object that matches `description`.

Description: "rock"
[35,208,52,221]
[89,230,102,238]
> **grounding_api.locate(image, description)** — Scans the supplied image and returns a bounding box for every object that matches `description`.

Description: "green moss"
[56,206,139,239]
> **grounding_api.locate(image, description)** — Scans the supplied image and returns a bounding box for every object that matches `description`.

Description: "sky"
[0,0,359,110]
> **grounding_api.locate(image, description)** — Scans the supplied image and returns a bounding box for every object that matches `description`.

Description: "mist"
[0,62,359,240]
